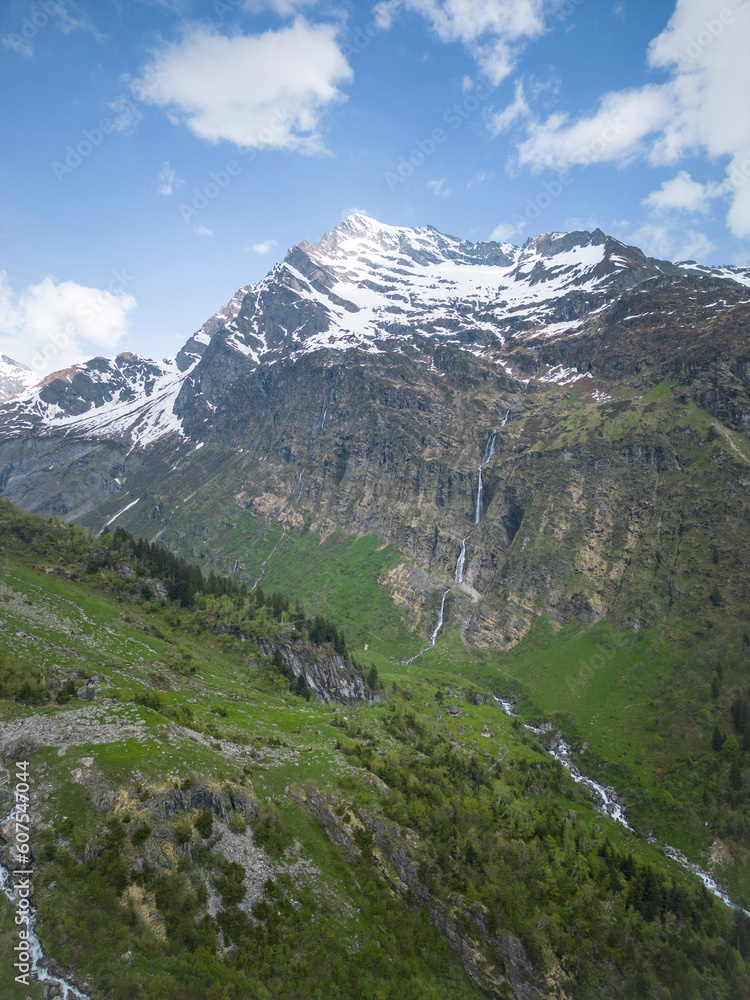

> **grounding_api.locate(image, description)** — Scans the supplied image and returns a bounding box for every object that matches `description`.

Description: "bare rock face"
[2,217,749,649]
[257,637,369,703]
[148,785,259,824]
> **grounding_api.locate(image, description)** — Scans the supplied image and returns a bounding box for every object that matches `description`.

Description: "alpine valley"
[2,215,750,1000]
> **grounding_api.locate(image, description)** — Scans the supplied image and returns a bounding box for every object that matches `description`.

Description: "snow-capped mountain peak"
[185,218,678,369]
[4,216,750,460]
[0,354,38,403]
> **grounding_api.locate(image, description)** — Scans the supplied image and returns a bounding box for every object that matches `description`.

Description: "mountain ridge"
[4,214,750,457]
[1,215,749,654]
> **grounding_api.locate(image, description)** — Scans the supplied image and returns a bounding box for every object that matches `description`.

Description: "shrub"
[0,652,49,704]
[173,817,194,846]
[228,811,247,834]
[195,808,214,839]
[131,823,152,846]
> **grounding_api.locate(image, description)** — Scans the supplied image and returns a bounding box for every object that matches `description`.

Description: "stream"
[0,807,90,999]
[494,697,750,919]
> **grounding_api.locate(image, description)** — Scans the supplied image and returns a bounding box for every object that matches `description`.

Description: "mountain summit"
[0,354,37,403]
[0,215,749,656]
[179,214,750,371]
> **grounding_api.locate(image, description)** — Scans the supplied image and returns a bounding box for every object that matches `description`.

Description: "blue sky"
[1,0,749,374]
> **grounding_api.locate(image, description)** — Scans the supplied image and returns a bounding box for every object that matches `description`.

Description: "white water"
[0,807,90,999]
[474,468,483,525]
[474,431,499,524]
[454,538,468,584]
[431,589,450,644]
[500,409,510,427]
[404,588,451,664]
[493,697,750,917]
[482,432,497,465]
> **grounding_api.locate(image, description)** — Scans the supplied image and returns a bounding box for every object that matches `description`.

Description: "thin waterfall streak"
[482,432,497,465]
[474,467,483,524]
[454,538,467,584]
[430,589,450,645]
[404,588,451,664]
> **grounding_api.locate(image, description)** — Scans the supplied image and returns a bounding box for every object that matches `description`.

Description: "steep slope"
[0,215,749,655]
[0,354,37,403]
[1,498,749,1000]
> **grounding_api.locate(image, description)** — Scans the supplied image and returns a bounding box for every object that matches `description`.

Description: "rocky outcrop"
[257,637,369,703]
[301,788,567,1000]
[2,218,749,650]
[145,784,259,824]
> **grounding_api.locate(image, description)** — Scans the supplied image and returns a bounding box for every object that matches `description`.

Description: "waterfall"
[500,409,510,427]
[430,589,451,644]
[474,467,483,524]
[474,431,498,525]
[454,538,467,584]
[404,588,451,664]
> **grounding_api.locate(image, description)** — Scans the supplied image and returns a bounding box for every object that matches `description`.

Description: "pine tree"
[729,760,742,791]
[712,726,725,752]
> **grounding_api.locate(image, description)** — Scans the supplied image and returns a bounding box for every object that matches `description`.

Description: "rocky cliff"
[1,216,749,651]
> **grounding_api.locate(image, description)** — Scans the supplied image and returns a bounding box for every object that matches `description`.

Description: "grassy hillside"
[0,498,749,999]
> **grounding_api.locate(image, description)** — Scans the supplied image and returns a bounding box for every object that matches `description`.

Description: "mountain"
[0,353,37,403]
[1,496,749,1000]
[2,216,750,994]
[1,215,748,647]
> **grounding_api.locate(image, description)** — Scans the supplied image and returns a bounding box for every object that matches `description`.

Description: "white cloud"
[517,86,673,169]
[248,240,278,254]
[193,226,213,237]
[0,271,137,375]
[512,0,750,237]
[374,0,564,84]
[488,79,530,134]
[109,94,144,134]
[426,177,451,196]
[489,219,526,242]
[642,170,723,215]
[342,205,372,219]
[467,168,492,186]
[158,161,179,196]
[623,219,716,262]
[3,34,33,58]
[130,20,353,153]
